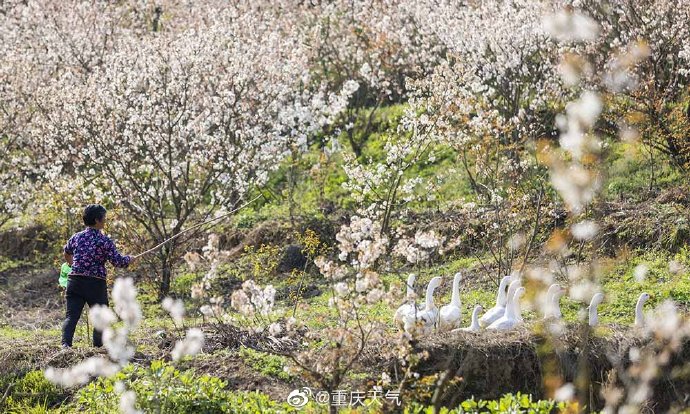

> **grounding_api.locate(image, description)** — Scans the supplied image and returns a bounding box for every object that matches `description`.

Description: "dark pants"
[62,276,108,347]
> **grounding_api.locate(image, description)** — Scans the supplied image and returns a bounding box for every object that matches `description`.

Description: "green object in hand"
[59,263,71,288]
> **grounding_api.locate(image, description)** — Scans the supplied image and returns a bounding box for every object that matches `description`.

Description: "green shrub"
[171,272,199,298]
[75,360,294,414]
[404,392,572,414]
[1,370,66,413]
[238,346,291,381]
[0,256,25,273]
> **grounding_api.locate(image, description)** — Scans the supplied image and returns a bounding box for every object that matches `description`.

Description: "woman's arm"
[105,238,132,268]
[63,237,74,265]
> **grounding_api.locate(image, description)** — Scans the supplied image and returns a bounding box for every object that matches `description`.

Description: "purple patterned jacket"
[63,227,131,279]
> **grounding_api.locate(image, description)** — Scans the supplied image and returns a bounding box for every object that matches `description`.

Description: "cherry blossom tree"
[575,0,690,169]
[0,0,154,228]
[359,0,567,277]
[28,6,357,296]
[298,0,443,156]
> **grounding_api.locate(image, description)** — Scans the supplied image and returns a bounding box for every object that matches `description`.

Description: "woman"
[62,204,135,348]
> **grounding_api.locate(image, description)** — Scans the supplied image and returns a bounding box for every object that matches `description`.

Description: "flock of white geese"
[394,273,651,335]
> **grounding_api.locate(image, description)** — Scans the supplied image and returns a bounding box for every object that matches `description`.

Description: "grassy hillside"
[1,104,689,413]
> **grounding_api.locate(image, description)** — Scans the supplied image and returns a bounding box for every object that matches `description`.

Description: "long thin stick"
[132,195,261,259]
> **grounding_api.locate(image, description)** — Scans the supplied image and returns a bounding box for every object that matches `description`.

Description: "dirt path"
[0,265,64,329]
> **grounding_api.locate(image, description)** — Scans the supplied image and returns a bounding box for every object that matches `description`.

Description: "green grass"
[238,346,291,381]
[596,248,690,325]
[405,392,572,414]
[604,139,684,202]
[0,326,61,340]
[0,256,29,273]
[295,246,690,332]
[71,360,297,414]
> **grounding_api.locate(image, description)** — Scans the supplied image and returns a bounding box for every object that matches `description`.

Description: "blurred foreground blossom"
[554,383,575,401]
[162,297,185,324]
[112,278,142,329]
[103,327,135,364]
[633,264,648,282]
[116,380,143,414]
[571,220,598,241]
[669,260,686,275]
[171,328,205,361]
[44,356,120,387]
[645,300,685,340]
[89,305,117,332]
[543,10,599,42]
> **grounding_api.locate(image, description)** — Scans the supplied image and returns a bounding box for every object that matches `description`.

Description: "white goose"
[455,305,483,332]
[543,283,560,318]
[479,275,512,328]
[439,272,463,332]
[394,274,420,329]
[403,276,442,336]
[513,286,525,324]
[550,285,565,319]
[487,282,524,330]
[588,293,605,327]
[634,292,650,328]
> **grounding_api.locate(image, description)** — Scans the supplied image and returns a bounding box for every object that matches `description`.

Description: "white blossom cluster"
[230,280,277,318]
[44,356,121,388]
[313,215,393,320]
[299,0,443,102]
[393,230,445,265]
[407,0,566,148]
[1,1,362,257]
[115,381,143,414]
[575,0,690,87]
[335,216,388,270]
[162,297,185,325]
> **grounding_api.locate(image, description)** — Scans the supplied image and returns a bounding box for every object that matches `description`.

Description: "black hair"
[83,204,107,226]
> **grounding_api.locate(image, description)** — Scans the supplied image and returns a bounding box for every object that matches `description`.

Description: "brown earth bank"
[393,327,690,412]
[3,283,690,413]
[0,225,63,260]
[3,191,688,266]
[0,265,63,329]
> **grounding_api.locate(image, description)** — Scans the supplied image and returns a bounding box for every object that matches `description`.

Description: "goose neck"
[406,275,415,300]
[551,292,563,312]
[451,275,461,307]
[425,281,437,310]
[504,294,516,320]
[635,298,646,325]
[588,305,598,326]
[512,295,522,318]
[470,308,481,329]
[496,278,509,306]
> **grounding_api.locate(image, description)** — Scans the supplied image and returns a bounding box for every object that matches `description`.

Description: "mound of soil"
[179,353,294,401]
[395,325,690,412]
[0,225,60,260]
[0,266,63,329]
[597,200,690,254]
[213,215,341,260]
